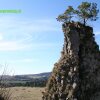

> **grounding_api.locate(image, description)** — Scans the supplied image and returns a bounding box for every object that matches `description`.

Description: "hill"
[0,72,51,87]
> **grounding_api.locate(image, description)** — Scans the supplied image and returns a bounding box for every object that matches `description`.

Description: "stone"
[42,22,100,100]
[72,83,77,89]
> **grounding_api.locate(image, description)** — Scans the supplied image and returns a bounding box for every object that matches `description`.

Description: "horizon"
[0,71,51,76]
[0,0,100,75]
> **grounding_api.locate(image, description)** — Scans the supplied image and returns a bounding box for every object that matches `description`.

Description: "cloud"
[0,16,60,33]
[0,34,3,40]
[8,58,38,63]
[0,41,31,51]
[0,40,59,51]
[0,16,61,51]
[94,31,100,35]
[20,59,36,63]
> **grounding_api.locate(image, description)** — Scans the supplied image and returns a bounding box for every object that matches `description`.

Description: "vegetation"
[0,76,12,100]
[0,67,50,100]
[76,2,99,25]
[57,2,99,25]
[9,87,44,100]
[1,73,50,87]
[57,6,75,22]
[9,79,47,87]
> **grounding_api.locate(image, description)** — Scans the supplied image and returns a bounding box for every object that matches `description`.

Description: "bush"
[0,68,12,100]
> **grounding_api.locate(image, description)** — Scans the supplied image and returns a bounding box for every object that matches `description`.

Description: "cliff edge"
[42,22,100,100]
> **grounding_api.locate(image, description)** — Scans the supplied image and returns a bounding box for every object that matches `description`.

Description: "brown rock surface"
[42,22,100,100]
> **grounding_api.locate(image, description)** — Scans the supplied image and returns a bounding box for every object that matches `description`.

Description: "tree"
[57,6,75,22]
[76,2,99,25]
[57,2,99,26]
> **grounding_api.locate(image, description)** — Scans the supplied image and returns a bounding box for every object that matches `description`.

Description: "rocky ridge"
[42,22,100,100]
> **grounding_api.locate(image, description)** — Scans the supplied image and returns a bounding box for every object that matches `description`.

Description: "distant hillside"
[0,72,51,87]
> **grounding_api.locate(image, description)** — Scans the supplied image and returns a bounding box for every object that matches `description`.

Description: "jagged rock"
[42,22,100,100]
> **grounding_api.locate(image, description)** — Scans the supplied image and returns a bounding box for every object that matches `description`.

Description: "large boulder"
[43,22,100,100]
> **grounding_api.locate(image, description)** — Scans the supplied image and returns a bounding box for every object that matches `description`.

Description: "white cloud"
[0,16,60,33]
[0,34,3,40]
[20,59,35,63]
[0,40,59,51]
[8,58,38,63]
[0,41,31,51]
[94,31,100,35]
[0,16,61,51]
[0,38,59,51]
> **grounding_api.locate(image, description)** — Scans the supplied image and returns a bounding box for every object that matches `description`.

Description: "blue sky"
[0,0,100,75]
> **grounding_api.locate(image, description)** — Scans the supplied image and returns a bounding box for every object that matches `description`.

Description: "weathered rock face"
[42,22,100,100]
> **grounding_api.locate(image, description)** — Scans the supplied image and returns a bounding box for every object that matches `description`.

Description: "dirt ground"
[9,87,44,100]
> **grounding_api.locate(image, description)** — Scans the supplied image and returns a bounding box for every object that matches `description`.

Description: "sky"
[0,0,100,75]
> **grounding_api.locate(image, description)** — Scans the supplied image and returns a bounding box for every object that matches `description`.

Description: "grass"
[9,87,45,100]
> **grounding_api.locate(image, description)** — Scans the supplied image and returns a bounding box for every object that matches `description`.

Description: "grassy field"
[9,87,45,100]
[8,87,100,100]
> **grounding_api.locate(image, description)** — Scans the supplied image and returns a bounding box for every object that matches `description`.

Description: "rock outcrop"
[42,22,100,100]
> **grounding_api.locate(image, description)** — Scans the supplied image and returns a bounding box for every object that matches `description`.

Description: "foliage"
[8,78,47,87]
[57,6,75,22]
[76,2,99,25]
[0,76,12,100]
[57,2,99,25]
